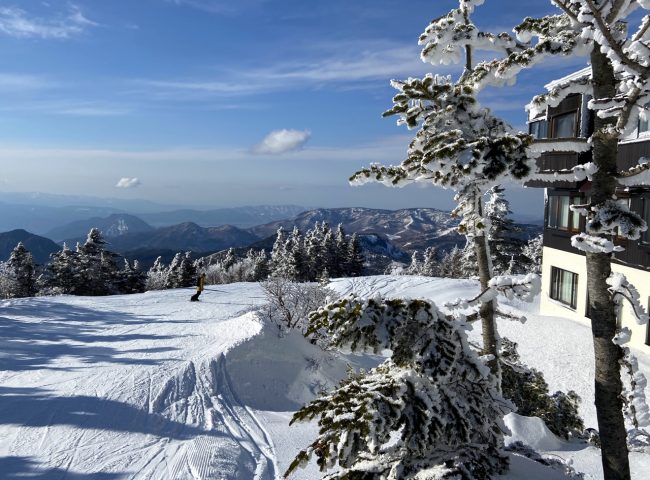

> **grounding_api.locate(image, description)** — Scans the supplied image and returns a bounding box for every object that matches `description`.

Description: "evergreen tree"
[76,229,118,296]
[440,246,464,279]
[287,296,512,479]
[485,185,525,275]
[177,252,197,287]
[7,242,36,297]
[45,243,79,294]
[251,250,270,281]
[116,259,146,294]
[512,2,650,475]
[522,234,543,275]
[420,246,440,277]
[334,224,347,277]
[145,256,168,291]
[346,233,364,277]
[406,251,421,275]
[165,252,183,288]
[350,0,539,381]
[287,227,307,280]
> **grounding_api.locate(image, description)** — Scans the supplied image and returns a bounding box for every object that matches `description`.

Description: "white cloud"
[134,42,444,97]
[166,0,266,15]
[252,129,312,155]
[0,4,97,39]
[115,177,141,188]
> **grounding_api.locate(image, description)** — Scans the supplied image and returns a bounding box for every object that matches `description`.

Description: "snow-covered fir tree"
[116,259,146,294]
[346,232,365,277]
[75,229,119,296]
[484,185,526,275]
[287,295,520,479]
[440,246,465,279]
[420,246,440,277]
[509,2,650,476]
[350,0,541,379]
[44,243,78,294]
[406,251,421,275]
[145,256,168,291]
[7,242,37,298]
[522,234,543,275]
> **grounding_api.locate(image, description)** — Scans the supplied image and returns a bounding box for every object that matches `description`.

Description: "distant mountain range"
[0,199,306,235]
[249,207,466,252]
[1,207,542,269]
[0,230,60,264]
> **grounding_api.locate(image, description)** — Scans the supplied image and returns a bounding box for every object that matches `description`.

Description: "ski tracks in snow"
[138,351,278,480]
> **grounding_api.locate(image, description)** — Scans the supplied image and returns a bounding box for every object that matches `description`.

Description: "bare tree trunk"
[588,45,630,480]
[475,233,500,385]
[473,194,501,387]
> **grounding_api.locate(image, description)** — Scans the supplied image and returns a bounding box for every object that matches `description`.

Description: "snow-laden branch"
[572,232,625,253]
[444,274,541,311]
[587,199,647,240]
[608,272,650,325]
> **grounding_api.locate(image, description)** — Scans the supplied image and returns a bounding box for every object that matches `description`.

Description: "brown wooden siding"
[618,140,650,171]
[544,189,650,271]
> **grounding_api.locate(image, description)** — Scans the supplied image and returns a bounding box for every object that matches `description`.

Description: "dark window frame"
[550,110,578,139]
[638,102,650,137]
[550,266,578,309]
[647,297,650,346]
[547,193,583,232]
[529,119,548,139]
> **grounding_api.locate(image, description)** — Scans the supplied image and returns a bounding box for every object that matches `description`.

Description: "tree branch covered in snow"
[444,274,541,311]
[287,296,512,479]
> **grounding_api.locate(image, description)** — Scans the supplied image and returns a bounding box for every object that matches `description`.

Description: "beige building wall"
[540,246,650,351]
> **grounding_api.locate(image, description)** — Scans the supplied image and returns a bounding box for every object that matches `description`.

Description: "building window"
[551,267,578,309]
[530,119,548,139]
[547,194,581,231]
[551,111,578,138]
[639,103,650,137]
[643,200,649,241]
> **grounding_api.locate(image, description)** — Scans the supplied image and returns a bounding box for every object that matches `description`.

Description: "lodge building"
[529,68,650,350]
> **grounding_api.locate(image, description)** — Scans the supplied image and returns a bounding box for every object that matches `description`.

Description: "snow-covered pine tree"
[440,246,464,279]
[247,249,269,281]
[420,246,440,277]
[350,0,539,380]
[116,259,146,294]
[165,252,183,288]
[346,232,364,277]
[485,185,525,275]
[145,256,168,290]
[510,2,650,476]
[286,296,513,479]
[286,227,307,280]
[178,252,197,287]
[45,243,79,294]
[76,228,118,295]
[7,242,37,297]
[406,251,421,275]
[522,234,543,275]
[333,224,347,277]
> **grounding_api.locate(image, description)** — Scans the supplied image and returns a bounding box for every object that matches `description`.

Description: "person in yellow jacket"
[190,273,206,302]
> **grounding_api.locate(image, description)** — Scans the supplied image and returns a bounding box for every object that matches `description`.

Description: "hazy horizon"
[0,0,573,218]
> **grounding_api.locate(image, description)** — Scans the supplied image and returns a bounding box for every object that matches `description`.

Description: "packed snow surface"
[1,276,649,479]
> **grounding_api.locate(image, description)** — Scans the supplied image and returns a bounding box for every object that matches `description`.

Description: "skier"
[190,273,206,302]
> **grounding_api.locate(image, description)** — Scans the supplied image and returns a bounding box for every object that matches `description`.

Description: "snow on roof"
[544,66,591,90]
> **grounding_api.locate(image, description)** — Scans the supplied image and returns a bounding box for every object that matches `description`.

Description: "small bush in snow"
[260,277,336,336]
[287,296,512,479]
[501,338,584,440]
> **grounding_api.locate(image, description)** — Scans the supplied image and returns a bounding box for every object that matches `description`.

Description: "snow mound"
[504,413,565,451]
[225,322,379,411]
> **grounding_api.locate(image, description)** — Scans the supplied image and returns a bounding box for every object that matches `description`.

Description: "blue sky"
[0,0,587,218]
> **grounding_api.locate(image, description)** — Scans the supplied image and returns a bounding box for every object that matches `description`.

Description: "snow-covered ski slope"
[0,276,649,479]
